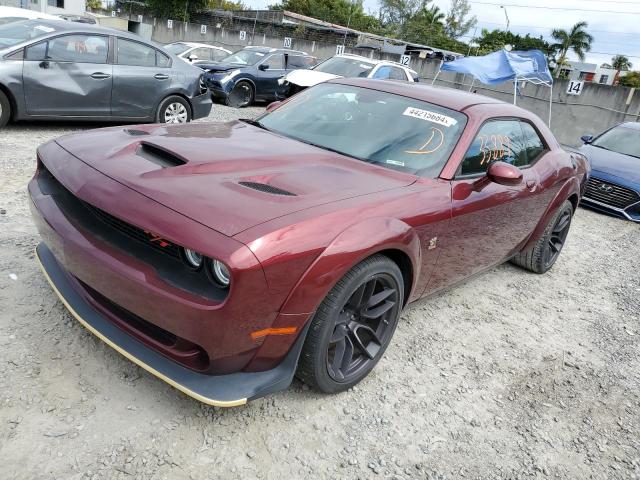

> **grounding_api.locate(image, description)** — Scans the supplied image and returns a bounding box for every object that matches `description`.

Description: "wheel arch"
[0,82,18,120]
[279,217,421,316]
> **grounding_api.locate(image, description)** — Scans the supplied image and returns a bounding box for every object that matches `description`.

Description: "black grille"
[584,177,640,209]
[238,181,296,196]
[81,201,181,259]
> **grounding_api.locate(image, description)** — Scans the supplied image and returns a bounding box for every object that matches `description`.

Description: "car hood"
[579,144,640,184]
[199,62,246,73]
[54,122,415,237]
[285,69,341,87]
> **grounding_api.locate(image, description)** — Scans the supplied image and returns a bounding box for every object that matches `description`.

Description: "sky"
[242,0,640,68]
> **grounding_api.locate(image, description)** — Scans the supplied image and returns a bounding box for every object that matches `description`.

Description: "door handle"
[154,73,169,80]
[90,72,111,79]
[39,61,49,69]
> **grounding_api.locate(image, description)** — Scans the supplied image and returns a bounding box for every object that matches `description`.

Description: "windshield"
[592,125,640,159]
[259,83,467,178]
[0,20,58,48]
[314,57,376,77]
[221,49,265,65]
[164,42,191,55]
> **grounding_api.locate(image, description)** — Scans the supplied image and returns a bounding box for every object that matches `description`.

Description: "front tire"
[225,80,254,108]
[511,200,574,273]
[156,96,191,124]
[296,255,404,393]
[0,90,10,128]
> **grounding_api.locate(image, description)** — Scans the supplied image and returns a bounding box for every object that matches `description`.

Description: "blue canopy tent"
[431,49,554,125]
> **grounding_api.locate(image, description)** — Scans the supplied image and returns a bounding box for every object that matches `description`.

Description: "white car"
[164,41,231,63]
[0,6,59,25]
[280,53,418,96]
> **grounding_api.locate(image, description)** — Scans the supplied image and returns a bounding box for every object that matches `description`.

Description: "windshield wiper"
[240,118,268,131]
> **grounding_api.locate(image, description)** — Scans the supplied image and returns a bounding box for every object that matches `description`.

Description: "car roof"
[334,53,417,72]
[0,6,59,20]
[10,18,147,41]
[618,122,640,130]
[174,41,227,50]
[243,45,308,55]
[330,77,510,112]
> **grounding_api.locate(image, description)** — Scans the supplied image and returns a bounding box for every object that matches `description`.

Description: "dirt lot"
[1,107,639,480]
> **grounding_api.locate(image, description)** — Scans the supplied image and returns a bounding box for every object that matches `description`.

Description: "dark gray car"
[0,20,212,128]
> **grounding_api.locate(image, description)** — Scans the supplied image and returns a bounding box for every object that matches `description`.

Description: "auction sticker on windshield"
[402,107,457,127]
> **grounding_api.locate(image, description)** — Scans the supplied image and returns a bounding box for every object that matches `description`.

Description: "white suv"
[280,53,418,96]
[164,42,231,63]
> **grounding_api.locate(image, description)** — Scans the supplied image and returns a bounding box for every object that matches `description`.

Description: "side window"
[287,55,307,69]
[459,120,527,176]
[520,122,546,164]
[25,42,47,60]
[117,38,156,67]
[156,50,170,67]
[211,49,227,61]
[189,47,210,61]
[39,35,108,63]
[389,67,408,80]
[264,53,284,70]
[372,66,391,79]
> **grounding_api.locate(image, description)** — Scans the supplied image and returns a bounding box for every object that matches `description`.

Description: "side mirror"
[486,161,523,186]
[580,134,594,144]
[258,63,269,71]
[188,54,198,62]
[266,101,282,112]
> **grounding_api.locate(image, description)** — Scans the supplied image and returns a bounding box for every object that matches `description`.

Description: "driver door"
[256,53,285,99]
[425,118,547,293]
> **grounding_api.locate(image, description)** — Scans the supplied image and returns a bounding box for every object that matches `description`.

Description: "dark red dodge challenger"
[30,79,589,406]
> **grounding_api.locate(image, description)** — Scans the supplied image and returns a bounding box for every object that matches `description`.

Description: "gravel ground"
[1,105,639,480]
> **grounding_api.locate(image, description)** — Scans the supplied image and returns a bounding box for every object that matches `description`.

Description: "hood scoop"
[238,181,297,196]
[124,128,150,136]
[136,142,187,168]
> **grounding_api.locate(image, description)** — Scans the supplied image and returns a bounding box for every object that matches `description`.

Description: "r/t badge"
[428,237,438,250]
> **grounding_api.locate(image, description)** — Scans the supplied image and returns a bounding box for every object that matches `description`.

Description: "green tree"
[611,54,632,85]
[401,4,448,45]
[475,29,553,56]
[378,0,428,35]
[86,0,102,9]
[274,0,382,33]
[208,0,247,10]
[551,21,593,77]
[444,0,476,39]
[145,0,209,21]
[619,71,640,88]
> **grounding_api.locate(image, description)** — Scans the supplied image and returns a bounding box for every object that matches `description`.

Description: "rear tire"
[156,96,191,124]
[511,200,574,274]
[0,90,10,128]
[225,81,254,108]
[296,255,404,393]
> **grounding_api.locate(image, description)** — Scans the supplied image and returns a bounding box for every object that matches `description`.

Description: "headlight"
[209,259,231,288]
[277,77,286,85]
[183,248,203,269]
[220,69,240,84]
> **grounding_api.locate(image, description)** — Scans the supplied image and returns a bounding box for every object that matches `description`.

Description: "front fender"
[244,217,421,371]
[280,217,421,316]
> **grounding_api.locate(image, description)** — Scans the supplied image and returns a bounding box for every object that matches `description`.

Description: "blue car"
[579,122,640,222]
[197,46,316,108]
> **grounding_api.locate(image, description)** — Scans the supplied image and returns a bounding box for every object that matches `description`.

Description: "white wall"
[28,0,85,16]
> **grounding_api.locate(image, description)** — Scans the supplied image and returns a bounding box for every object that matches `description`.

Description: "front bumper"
[581,175,640,222]
[190,92,213,120]
[36,242,309,406]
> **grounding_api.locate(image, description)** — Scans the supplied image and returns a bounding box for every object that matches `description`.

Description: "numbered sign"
[239,30,246,41]
[201,25,207,35]
[400,54,411,66]
[336,44,345,55]
[137,14,143,22]
[111,10,116,17]
[167,19,173,29]
[566,80,584,96]
[283,37,292,48]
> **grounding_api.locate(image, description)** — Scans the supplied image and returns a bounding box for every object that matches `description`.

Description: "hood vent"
[238,181,296,196]
[136,142,187,168]
[124,128,150,136]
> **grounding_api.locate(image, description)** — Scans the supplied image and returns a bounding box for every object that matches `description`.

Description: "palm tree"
[551,21,594,78]
[424,5,445,26]
[611,54,632,85]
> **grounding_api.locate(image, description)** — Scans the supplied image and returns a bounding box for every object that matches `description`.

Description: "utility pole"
[500,5,510,31]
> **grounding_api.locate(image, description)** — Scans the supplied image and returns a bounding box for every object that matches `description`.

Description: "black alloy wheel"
[297,255,404,393]
[543,206,572,269]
